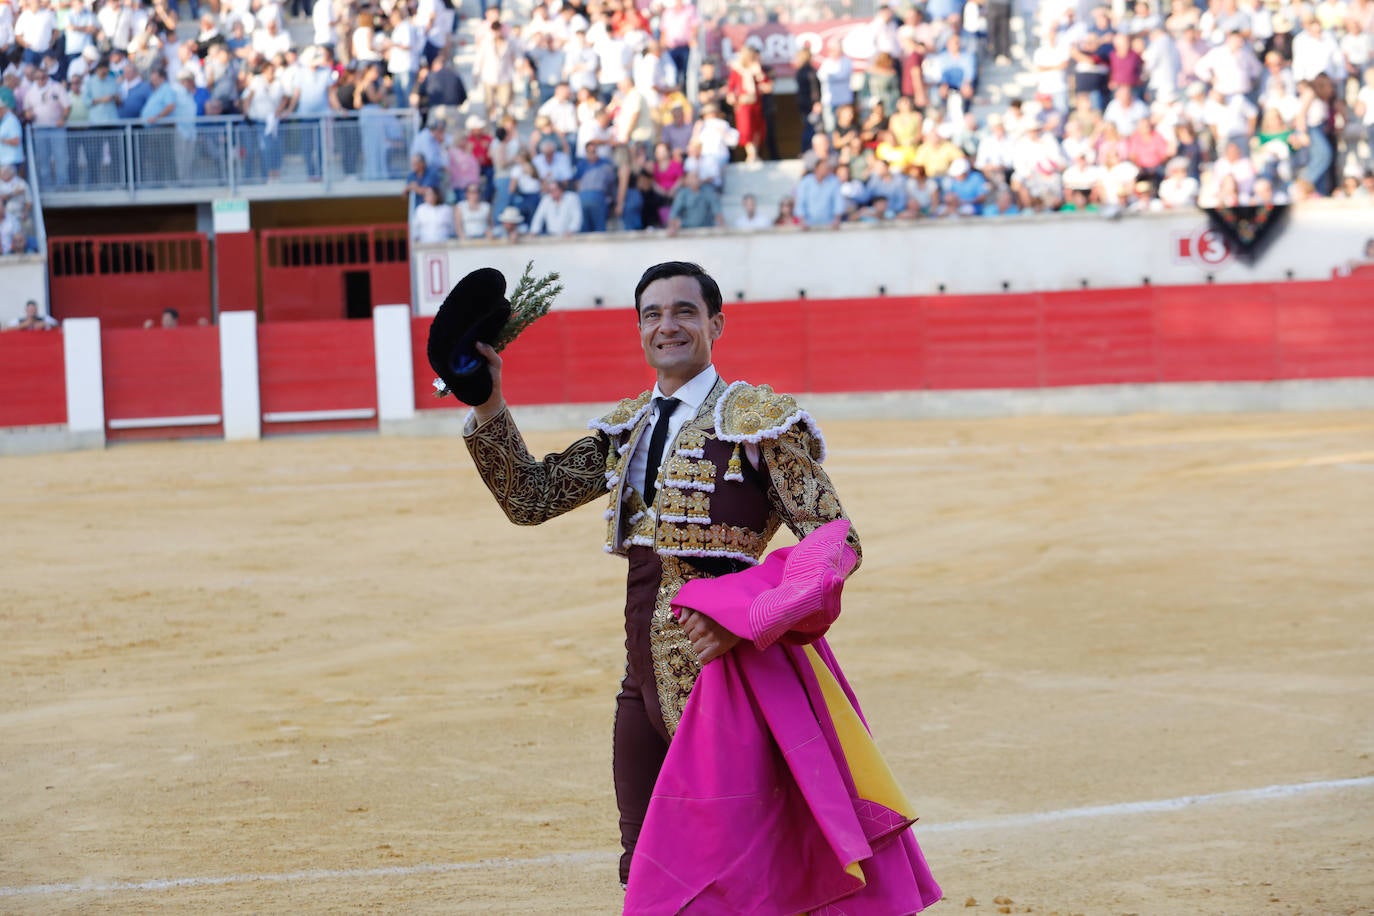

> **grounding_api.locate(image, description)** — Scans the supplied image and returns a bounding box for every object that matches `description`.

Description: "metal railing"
[27,110,420,200]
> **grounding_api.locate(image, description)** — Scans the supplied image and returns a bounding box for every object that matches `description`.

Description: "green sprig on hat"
[493,261,563,352]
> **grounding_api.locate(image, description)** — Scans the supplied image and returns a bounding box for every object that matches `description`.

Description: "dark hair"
[633,262,723,317]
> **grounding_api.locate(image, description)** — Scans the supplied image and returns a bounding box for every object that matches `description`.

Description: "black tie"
[642,396,680,508]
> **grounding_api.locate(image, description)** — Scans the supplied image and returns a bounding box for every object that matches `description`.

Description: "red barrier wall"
[0,331,67,427]
[49,234,213,329]
[101,326,223,442]
[412,271,1374,410]
[258,321,378,435]
[260,226,409,322]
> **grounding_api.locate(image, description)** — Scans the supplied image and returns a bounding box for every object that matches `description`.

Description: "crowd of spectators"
[763,0,1374,224]
[410,0,1372,241]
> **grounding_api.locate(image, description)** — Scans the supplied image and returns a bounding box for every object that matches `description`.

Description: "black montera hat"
[426,267,511,406]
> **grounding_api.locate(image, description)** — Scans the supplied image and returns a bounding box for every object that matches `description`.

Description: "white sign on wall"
[212,199,250,235]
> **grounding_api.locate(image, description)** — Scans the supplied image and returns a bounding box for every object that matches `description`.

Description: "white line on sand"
[3,776,1371,898]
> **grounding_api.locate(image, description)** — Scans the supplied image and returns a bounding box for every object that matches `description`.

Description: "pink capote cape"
[624,520,942,915]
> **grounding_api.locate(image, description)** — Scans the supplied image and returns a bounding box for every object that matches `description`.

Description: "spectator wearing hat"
[943,157,990,215]
[0,87,24,176]
[492,203,523,240]
[529,177,583,236]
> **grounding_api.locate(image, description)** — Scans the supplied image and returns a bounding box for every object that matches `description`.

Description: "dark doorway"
[343,270,372,319]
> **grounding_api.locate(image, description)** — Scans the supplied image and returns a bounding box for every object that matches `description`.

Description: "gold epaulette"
[713,381,826,462]
[588,390,653,436]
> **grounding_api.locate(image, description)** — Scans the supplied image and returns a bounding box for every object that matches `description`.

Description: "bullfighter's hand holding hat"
[427,262,562,406]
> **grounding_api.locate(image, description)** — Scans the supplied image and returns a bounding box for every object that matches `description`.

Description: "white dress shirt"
[626,365,719,502]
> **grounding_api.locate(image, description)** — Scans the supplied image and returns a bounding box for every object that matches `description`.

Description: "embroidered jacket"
[463,377,860,733]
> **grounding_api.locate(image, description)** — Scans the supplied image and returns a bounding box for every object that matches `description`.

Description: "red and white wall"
[3,265,1373,454]
[0,306,415,454]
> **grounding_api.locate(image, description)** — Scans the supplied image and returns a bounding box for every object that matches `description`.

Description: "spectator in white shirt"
[15,0,58,67]
[385,7,421,106]
[733,192,772,230]
[252,17,292,62]
[538,81,579,147]
[1202,87,1258,149]
[1103,84,1151,135]
[1062,149,1105,196]
[529,178,583,236]
[311,0,335,52]
[1157,156,1201,208]
[412,185,455,242]
[1291,16,1346,82]
[974,112,1017,174]
[1194,29,1262,98]
[531,136,574,184]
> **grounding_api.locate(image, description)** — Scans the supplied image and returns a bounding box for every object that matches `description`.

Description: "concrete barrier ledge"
[0,426,105,456]
[7,379,1372,454]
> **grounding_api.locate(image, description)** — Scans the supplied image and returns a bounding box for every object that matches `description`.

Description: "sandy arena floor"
[3,411,1372,915]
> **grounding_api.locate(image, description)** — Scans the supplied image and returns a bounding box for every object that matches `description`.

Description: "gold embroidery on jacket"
[651,555,706,738]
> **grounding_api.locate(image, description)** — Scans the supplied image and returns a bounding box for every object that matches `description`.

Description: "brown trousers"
[612,546,672,884]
